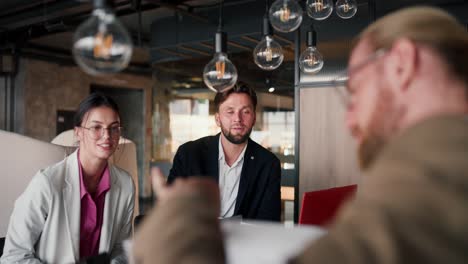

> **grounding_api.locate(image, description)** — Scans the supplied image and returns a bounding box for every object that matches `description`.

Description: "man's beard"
[221,126,252,145]
[357,85,396,170]
[358,133,386,170]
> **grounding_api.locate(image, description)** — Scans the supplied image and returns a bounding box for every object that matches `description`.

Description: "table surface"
[222,220,326,264]
[125,220,325,264]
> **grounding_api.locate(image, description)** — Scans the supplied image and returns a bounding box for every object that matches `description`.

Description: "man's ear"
[215,113,220,127]
[387,38,417,92]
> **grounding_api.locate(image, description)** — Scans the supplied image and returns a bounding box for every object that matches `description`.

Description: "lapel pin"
[251,156,254,160]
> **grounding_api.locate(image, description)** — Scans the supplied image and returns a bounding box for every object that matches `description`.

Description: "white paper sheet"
[222,220,326,264]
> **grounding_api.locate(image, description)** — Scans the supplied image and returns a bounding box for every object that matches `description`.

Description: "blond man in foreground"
[133,6,468,264]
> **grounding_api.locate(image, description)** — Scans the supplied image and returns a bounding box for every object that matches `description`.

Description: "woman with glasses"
[1,93,135,264]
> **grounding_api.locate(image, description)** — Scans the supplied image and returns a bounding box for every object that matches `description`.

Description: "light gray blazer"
[1,150,135,264]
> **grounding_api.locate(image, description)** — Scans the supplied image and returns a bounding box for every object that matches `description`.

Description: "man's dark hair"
[214,82,257,112]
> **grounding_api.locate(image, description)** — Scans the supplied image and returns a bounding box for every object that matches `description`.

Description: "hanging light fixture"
[299,25,324,74]
[306,0,333,21]
[268,0,303,33]
[203,0,238,93]
[335,0,358,19]
[254,0,284,70]
[73,0,132,75]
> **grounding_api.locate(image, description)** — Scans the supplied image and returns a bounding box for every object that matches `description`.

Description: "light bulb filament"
[93,31,113,59]
[305,54,317,66]
[343,3,349,12]
[280,4,291,22]
[216,61,225,79]
[315,0,324,12]
[265,46,273,62]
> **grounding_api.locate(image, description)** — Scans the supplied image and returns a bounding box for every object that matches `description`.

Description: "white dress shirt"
[218,138,247,218]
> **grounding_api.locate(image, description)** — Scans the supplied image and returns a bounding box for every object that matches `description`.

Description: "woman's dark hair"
[73,93,120,127]
[214,81,257,112]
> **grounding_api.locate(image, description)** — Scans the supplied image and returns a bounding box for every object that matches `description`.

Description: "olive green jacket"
[291,115,468,263]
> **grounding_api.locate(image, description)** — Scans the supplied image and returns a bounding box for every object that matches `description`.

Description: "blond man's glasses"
[331,49,387,108]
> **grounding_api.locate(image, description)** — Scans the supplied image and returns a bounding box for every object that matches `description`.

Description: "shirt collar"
[218,137,248,167]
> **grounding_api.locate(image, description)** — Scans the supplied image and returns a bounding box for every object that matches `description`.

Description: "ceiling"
[0,0,467,97]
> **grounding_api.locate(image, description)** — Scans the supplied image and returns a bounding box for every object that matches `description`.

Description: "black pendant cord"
[138,1,142,46]
[133,0,142,46]
[215,0,227,53]
[217,0,224,32]
[263,0,272,36]
[94,0,114,9]
[312,24,317,47]
[94,0,103,9]
[306,24,317,47]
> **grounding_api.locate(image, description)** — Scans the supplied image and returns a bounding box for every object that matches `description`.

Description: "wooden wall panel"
[299,87,361,208]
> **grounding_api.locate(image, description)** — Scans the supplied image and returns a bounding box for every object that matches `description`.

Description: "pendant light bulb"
[299,29,324,74]
[253,15,284,70]
[254,36,284,70]
[269,0,303,33]
[335,0,358,19]
[73,0,132,75]
[299,47,323,73]
[203,32,238,92]
[306,0,333,21]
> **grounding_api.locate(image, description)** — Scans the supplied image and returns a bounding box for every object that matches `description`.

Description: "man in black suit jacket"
[168,82,281,221]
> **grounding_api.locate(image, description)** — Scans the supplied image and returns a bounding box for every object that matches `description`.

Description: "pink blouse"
[78,155,110,259]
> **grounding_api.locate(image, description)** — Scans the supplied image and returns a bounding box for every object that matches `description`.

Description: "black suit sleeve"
[256,157,281,221]
[167,145,186,184]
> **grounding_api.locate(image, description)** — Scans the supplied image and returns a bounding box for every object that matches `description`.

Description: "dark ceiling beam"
[115,2,161,17]
[42,2,163,30]
[125,63,153,75]
[24,42,71,56]
[20,44,151,76]
[157,48,193,59]
[20,50,74,66]
[0,0,56,17]
[150,1,265,49]
[177,45,211,56]
[274,35,294,46]
[227,41,252,51]
[1,24,70,46]
[241,35,260,44]
[144,0,213,25]
[0,0,168,37]
[197,42,214,50]
[0,1,90,31]
[0,1,166,50]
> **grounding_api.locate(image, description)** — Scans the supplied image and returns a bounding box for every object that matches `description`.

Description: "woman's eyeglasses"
[80,125,122,139]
